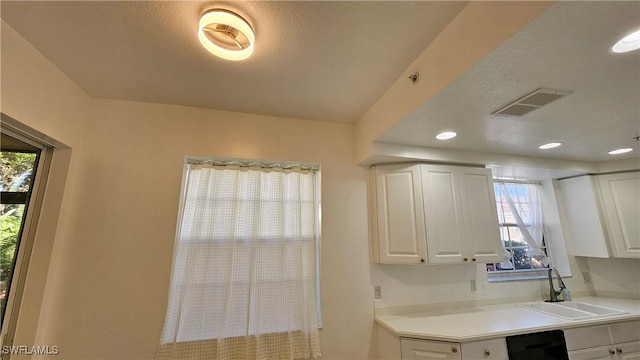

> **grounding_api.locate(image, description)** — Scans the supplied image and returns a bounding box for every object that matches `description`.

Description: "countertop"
[375,297,640,342]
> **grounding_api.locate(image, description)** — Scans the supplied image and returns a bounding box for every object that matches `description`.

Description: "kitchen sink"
[518,301,627,320]
[554,301,627,316]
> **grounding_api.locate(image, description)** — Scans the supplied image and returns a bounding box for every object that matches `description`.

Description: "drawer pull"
[610,349,616,355]
[463,258,468,262]
[472,258,477,262]
[617,348,623,354]
[484,349,491,356]
[452,347,458,353]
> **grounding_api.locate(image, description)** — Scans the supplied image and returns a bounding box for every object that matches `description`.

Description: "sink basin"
[554,301,627,316]
[518,301,627,320]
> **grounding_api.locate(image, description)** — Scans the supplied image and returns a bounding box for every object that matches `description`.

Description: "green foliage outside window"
[1,152,37,284]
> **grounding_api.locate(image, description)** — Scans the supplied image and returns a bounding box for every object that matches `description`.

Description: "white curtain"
[156,163,321,360]
[496,182,549,266]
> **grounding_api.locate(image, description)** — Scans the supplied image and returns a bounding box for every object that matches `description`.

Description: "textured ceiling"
[378,1,640,162]
[0,1,466,123]
[2,1,638,163]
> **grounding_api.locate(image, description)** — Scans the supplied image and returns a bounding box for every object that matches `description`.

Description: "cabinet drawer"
[401,338,462,360]
[568,345,614,360]
[610,321,640,344]
[565,325,611,351]
[462,338,508,359]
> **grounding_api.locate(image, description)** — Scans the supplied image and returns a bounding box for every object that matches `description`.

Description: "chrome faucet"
[546,267,567,302]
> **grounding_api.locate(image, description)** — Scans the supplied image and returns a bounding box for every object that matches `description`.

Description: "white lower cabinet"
[568,345,618,360]
[390,321,640,360]
[401,339,461,360]
[565,321,640,360]
[462,338,508,360]
[568,342,640,360]
[400,338,507,360]
[616,342,640,360]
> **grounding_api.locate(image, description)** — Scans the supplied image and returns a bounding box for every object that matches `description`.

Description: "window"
[487,181,549,277]
[0,126,51,350]
[0,134,40,327]
[156,160,321,360]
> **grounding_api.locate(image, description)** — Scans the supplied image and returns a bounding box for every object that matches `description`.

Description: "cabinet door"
[565,325,611,351]
[458,167,503,263]
[597,172,640,259]
[421,165,466,264]
[558,176,611,257]
[614,341,640,360]
[401,338,462,360]
[568,346,614,360]
[461,338,508,359]
[374,164,427,263]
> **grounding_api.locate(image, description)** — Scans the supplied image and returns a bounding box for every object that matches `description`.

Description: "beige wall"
[1,21,92,355]
[48,99,373,359]
[587,258,640,299]
[3,20,375,359]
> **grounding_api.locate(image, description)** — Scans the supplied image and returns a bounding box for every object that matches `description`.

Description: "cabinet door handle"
[472,258,477,262]
[452,347,458,353]
[609,349,615,355]
[463,258,468,262]
[420,258,425,263]
[617,348,623,354]
[484,349,491,356]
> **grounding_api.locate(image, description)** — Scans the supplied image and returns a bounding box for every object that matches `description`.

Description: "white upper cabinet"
[371,164,427,264]
[597,172,640,258]
[370,163,502,265]
[558,171,639,259]
[558,176,611,258]
[421,165,466,264]
[421,165,502,264]
[457,167,504,263]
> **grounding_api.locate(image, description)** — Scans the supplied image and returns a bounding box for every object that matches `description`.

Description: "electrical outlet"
[374,286,382,300]
[470,280,477,292]
[582,272,591,284]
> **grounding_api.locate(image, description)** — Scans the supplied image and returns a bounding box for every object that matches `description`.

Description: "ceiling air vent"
[491,88,573,117]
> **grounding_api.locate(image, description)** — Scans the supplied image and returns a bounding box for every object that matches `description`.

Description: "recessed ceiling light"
[539,142,562,150]
[612,29,640,53]
[608,148,633,155]
[436,131,457,140]
[198,10,255,61]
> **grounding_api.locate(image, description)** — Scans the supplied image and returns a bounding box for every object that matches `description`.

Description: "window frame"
[487,180,550,282]
[0,121,53,352]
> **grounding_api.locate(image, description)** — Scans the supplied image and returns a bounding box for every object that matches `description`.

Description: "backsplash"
[370,260,594,311]
[587,257,640,299]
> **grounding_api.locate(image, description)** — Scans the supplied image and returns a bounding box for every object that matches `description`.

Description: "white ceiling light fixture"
[198,9,255,61]
[608,148,633,155]
[611,29,640,53]
[436,131,457,140]
[539,142,562,150]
